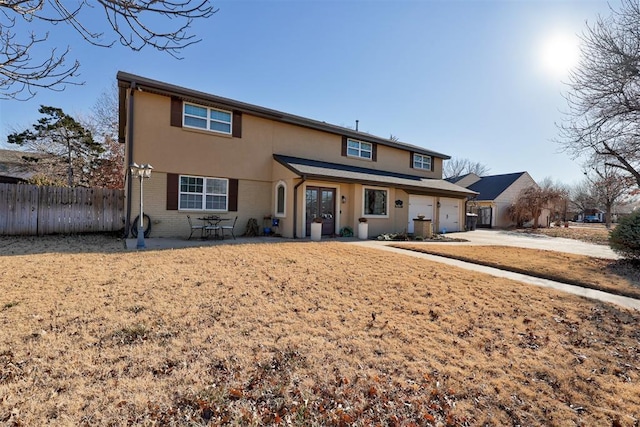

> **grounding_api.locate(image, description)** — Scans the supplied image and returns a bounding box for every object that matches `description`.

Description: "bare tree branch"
[443,157,490,180]
[557,0,640,190]
[1,0,217,99]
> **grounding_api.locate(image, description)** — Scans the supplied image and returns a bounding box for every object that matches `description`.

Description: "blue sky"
[0,0,617,185]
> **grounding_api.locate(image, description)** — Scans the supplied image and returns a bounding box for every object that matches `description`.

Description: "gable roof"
[117,71,450,159]
[274,154,477,197]
[465,172,527,200]
[445,173,471,184]
[0,149,45,182]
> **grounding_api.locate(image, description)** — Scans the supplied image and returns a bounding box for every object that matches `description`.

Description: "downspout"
[293,176,307,239]
[124,81,136,238]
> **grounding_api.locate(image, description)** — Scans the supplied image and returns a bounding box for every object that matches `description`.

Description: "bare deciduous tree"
[569,179,597,217]
[557,0,640,189]
[508,181,564,229]
[81,85,125,189]
[443,157,490,179]
[582,157,632,228]
[1,1,216,99]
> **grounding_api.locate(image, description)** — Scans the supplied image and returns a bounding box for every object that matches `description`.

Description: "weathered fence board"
[0,183,124,236]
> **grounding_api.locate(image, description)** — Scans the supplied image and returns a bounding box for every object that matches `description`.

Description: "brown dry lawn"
[1,235,639,426]
[392,244,640,300]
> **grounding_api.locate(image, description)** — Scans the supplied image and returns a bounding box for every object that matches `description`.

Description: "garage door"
[408,195,434,233]
[439,198,460,233]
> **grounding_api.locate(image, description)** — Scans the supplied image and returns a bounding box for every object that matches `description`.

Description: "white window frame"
[347,138,373,160]
[413,153,432,170]
[362,186,389,218]
[178,175,229,211]
[275,181,287,217]
[183,102,232,135]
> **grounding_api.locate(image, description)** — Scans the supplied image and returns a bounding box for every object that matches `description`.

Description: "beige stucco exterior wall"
[128,172,271,238]
[127,92,444,182]
[123,89,458,239]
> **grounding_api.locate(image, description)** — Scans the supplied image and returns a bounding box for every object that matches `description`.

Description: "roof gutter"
[124,81,136,238]
[293,176,307,239]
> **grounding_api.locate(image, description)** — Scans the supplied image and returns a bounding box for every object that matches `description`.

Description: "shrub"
[609,210,640,260]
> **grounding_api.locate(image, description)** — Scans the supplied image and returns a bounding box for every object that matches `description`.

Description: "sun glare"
[538,32,580,79]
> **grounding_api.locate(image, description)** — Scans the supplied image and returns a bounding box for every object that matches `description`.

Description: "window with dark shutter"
[228,179,239,211]
[232,111,242,138]
[166,173,179,210]
[170,98,182,127]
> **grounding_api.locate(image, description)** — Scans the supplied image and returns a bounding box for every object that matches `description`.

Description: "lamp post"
[130,162,153,249]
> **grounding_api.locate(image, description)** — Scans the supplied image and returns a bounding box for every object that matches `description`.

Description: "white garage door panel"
[408,195,434,233]
[439,198,460,233]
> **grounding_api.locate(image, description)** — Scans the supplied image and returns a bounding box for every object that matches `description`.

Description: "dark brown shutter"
[166,173,179,210]
[430,156,434,172]
[228,178,239,211]
[371,143,377,162]
[341,136,347,157]
[409,152,414,169]
[170,97,182,127]
[232,111,242,138]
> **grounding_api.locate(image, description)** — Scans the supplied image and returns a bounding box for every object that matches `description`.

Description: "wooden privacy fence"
[0,183,125,236]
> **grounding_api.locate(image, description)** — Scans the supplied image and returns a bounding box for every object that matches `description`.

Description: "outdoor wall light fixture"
[437,201,441,208]
[130,162,153,249]
[341,195,346,204]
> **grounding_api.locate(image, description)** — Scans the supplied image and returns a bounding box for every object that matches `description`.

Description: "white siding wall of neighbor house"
[407,195,434,233]
[494,173,547,228]
[453,173,481,188]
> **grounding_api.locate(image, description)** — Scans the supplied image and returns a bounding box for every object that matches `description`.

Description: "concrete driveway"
[426,229,619,259]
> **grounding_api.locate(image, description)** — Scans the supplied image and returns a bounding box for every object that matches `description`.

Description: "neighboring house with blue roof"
[449,172,547,228]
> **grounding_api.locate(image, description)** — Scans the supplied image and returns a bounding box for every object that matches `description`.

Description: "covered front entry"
[305,186,336,236]
[407,195,434,233]
[439,197,461,232]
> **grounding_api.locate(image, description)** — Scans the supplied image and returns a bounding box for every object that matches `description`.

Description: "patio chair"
[220,216,238,240]
[205,222,221,239]
[187,215,205,240]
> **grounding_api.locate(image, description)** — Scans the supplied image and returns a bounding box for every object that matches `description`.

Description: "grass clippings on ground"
[1,237,639,426]
[392,244,640,300]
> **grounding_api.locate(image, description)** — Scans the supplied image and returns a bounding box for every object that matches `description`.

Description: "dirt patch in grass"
[516,225,611,246]
[392,244,640,300]
[1,237,639,425]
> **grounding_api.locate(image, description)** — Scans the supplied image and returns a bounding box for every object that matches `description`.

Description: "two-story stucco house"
[117,72,476,239]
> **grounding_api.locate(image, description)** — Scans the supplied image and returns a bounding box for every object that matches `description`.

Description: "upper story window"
[413,153,432,170]
[179,175,228,211]
[347,139,372,160]
[183,103,232,134]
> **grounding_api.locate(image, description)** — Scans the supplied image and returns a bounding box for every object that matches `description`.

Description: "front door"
[306,187,336,236]
[477,206,492,228]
